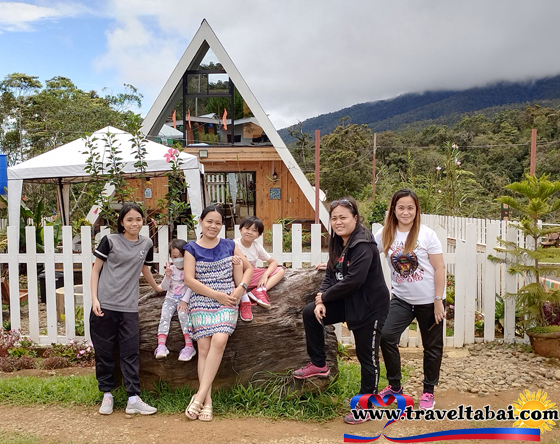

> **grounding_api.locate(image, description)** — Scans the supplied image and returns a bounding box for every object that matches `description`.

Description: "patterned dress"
[184,238,238,340]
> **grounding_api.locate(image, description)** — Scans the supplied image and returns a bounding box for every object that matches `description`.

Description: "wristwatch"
[434,296,443,301]
[239,282,248,291]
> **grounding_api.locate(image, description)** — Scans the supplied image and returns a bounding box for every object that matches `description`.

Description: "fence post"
[158,225,169,273]
[43,225,58,343]
[291,224,302,268]
[464,224,477,344]
[310,224,322,266]
[7,226,21,331]
[503,224,518,342]
[62,225,76,341]
[177,224,189,242]
[25,226,39,341]
[483,222,499,342]
[81,226,92,341]
[454,235,466,348]
[272,224,283,265]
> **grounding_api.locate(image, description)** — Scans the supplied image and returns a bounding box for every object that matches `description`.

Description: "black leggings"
[380,296,443,393]
[302,299,384,395]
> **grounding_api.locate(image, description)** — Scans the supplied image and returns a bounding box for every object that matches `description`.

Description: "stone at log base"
[137,268,338,393]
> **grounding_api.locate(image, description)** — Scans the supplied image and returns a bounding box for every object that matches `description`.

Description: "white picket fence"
[1,215,529,348]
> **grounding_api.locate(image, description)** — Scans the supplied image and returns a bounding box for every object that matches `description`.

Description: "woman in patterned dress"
[183,206,253,421]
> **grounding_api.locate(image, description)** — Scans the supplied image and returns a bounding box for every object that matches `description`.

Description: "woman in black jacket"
[294,197,390,424]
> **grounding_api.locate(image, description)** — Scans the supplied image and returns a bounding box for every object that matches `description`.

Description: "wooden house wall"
[185,146,316,230]
[128,176,168,210]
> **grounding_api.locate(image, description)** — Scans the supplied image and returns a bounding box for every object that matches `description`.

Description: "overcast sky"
[1,0,560,129]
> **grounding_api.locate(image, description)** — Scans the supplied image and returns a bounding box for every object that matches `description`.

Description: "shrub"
[15,355,36,370]
[42,356,71,370]
[0,356,18,372]
[43,339,94,363]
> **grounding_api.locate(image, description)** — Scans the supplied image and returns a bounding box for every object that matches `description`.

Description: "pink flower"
[79,350,85,355]
[93,208,98,215]
[452,143,458,150]
[456,160,461,166]
[436,166,441,171]
[164,148,179,163]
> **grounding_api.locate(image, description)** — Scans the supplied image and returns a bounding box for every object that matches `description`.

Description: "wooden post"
[372,133,377,199]
[530,128,537,176]
[315,130,320,224]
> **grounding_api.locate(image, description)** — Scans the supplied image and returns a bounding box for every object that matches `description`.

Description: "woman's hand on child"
[178,301,188,312]
[164,262,172,279]
[214,291,237,306]
[314,303,326,323]
[315,293,323,305]
[92,300,104,317]
[232,255,242,265]
[315,263,327,271]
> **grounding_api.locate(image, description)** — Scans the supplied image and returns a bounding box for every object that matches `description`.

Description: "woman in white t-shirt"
[374,189,446,411]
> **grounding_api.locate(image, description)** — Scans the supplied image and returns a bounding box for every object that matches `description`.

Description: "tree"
[491,174,560,331]
[319,120,373,200]
[0,73,144,222]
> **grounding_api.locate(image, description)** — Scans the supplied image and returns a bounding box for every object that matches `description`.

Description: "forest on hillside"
[279,75,560,143]
[287,105,560,222]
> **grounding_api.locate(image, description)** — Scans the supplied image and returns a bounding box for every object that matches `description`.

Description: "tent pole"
[57,178,66,225]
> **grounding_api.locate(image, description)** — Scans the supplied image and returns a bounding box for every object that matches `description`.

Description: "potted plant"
[491,174,560,357]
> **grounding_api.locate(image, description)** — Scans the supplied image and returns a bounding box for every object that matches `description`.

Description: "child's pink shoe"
[248,288,271,309]
[239,301,253,321]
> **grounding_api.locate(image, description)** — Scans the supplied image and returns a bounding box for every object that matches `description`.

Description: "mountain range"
[278,75,560,143]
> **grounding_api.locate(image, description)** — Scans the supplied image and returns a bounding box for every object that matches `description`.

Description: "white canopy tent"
[7,126,204,234]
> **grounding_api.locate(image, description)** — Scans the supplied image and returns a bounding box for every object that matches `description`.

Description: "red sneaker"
[248,288,271,309]
[293,362,330,379]
[239,301,253,322]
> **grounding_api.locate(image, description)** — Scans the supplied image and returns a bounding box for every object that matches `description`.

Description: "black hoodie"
[319,225,390,330]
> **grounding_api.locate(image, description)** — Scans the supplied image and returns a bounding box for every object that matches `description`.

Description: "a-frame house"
[141,19,329,230]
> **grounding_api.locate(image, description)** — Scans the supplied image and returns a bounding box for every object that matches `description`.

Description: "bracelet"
[434,296,443,301]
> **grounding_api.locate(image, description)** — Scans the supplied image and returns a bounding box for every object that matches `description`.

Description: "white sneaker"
[125,397,157,415]
[99,396,113,415]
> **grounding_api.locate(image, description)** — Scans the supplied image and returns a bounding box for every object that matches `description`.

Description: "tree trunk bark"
[137,268,338,392]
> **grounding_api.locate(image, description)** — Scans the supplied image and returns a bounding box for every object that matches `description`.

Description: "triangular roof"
[8,126,200,182]
[141,19,329,227]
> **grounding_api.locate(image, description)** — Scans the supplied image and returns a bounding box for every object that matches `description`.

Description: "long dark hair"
[382,188,421,255]
[117,203,144,234]
[327,196,363,270]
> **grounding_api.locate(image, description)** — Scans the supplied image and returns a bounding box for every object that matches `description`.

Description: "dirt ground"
[1,367,560,444]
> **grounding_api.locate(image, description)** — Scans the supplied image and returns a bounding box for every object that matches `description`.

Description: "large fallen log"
[136,268,338,392]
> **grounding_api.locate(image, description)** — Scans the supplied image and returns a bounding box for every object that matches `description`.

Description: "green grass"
[0,430,40,444]
[0,360,396,422]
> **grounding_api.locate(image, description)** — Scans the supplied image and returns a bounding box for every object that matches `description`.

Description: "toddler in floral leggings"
[154,239,195,361]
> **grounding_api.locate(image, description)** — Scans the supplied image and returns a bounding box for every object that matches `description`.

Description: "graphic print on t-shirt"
[390,243,424,283]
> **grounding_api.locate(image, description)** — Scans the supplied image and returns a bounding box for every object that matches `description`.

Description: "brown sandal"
[198,405,213,422]
[185,395,202,420]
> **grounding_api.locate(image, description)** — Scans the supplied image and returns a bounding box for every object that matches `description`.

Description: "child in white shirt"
[154,239,195,361]
[234,216,285,322]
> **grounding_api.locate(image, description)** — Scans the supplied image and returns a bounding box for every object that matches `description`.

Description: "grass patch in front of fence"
[0,430,40,444]
[0,360,395,421]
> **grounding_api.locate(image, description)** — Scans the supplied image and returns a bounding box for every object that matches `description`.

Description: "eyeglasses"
[330,199,354,210]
